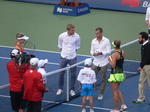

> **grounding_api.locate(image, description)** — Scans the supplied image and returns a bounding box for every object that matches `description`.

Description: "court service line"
[0,56,59,65]
[0,39,139,62]
[0,84,10,89]
[0,57,11,60]
[0,45,90,57]
[0,95,10,98]
[0,54,139,75]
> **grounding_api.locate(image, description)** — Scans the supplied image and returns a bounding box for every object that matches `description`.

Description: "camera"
[10,49,35,65]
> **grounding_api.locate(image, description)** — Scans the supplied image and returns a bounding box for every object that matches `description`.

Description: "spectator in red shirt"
[7,49,30,112]
[23,58,49,112]
[60,0,79,6]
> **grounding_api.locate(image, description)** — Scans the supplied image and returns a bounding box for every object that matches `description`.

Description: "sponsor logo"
[122,0,150,8]
[57,7,73,13]
[142,1,150,7]
[122,0,140,7]
[57,7,63,13]
[77,7,89,13]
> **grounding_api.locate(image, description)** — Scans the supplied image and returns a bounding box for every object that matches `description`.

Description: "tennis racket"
[23,40,35,55]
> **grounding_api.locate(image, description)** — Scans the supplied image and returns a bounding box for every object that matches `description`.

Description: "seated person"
[60,0,79,6]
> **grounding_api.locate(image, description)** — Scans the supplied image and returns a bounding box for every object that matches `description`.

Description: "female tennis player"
[14,33,29,52]
[108,40,127,112]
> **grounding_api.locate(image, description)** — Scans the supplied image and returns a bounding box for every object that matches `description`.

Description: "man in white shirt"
[145,7,150,38]
[90,27,111,100]
[56,24,80,96]
[77,58,97,112]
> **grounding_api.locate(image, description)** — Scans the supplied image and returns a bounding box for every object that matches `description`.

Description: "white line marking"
[0,39,139,60]
[0,57,11,60]
[0,95,10,98]
[0,95,129,111]
[0,45,91,57]
[0,84,10,89]
[42,100,112,111]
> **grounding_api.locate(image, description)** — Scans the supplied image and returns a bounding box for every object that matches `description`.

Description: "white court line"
[0,40,140,63]
[0,95,10,98]
[42,100,112,111]
[0,95,129,112]
[0,44,140,65]
[0,56,59,65]
[0,84,10,89]
[0,45,91,57]
[0,57,11,60]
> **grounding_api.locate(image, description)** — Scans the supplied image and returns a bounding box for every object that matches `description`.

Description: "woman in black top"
[108,40,127,112]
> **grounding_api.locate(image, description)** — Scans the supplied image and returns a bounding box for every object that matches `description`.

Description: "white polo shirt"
[77,67,97,84]
[58,32,80,59]
[145,7,150,23]
[37,68,47,84]
[90,36,111,67]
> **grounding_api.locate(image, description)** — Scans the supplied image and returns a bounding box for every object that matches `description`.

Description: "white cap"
[84,58,92,66]
[11,49,21,56]
[17,35,29,40]
[30,58,39,66]
[38,59,48,68]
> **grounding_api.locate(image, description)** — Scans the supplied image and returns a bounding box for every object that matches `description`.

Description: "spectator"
[60,0,79,6]
[145,7,150,38]
[133,32,150,104]
[56,24,80,96]
[23,58,49,112]
[7,49,30,112]
[38,59,48,88]
[90,27,111,100]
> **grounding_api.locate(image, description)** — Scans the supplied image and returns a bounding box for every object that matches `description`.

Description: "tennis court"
[0,0,150,112]
[0,46,150,112]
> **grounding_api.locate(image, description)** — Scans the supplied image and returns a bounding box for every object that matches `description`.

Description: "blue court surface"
[0,46,150,112]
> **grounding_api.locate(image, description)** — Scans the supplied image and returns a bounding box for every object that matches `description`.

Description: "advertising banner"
[53,3,90,16]
[11,0,150,13]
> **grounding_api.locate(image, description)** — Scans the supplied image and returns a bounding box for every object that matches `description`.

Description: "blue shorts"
[81,84,94,96]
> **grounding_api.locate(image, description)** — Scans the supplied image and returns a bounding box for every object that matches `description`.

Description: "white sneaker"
[82,109,86,112]
[120,104,127,111]
[98,94,103,100]
[56,89,63,95]
[110,110,119,112]
[70,90,75,96]
[90,109,94,112]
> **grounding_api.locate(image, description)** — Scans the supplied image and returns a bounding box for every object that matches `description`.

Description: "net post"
[66,69,69,101]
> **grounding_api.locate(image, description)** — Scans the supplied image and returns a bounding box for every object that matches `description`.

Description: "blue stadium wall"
[11,0,150,13]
